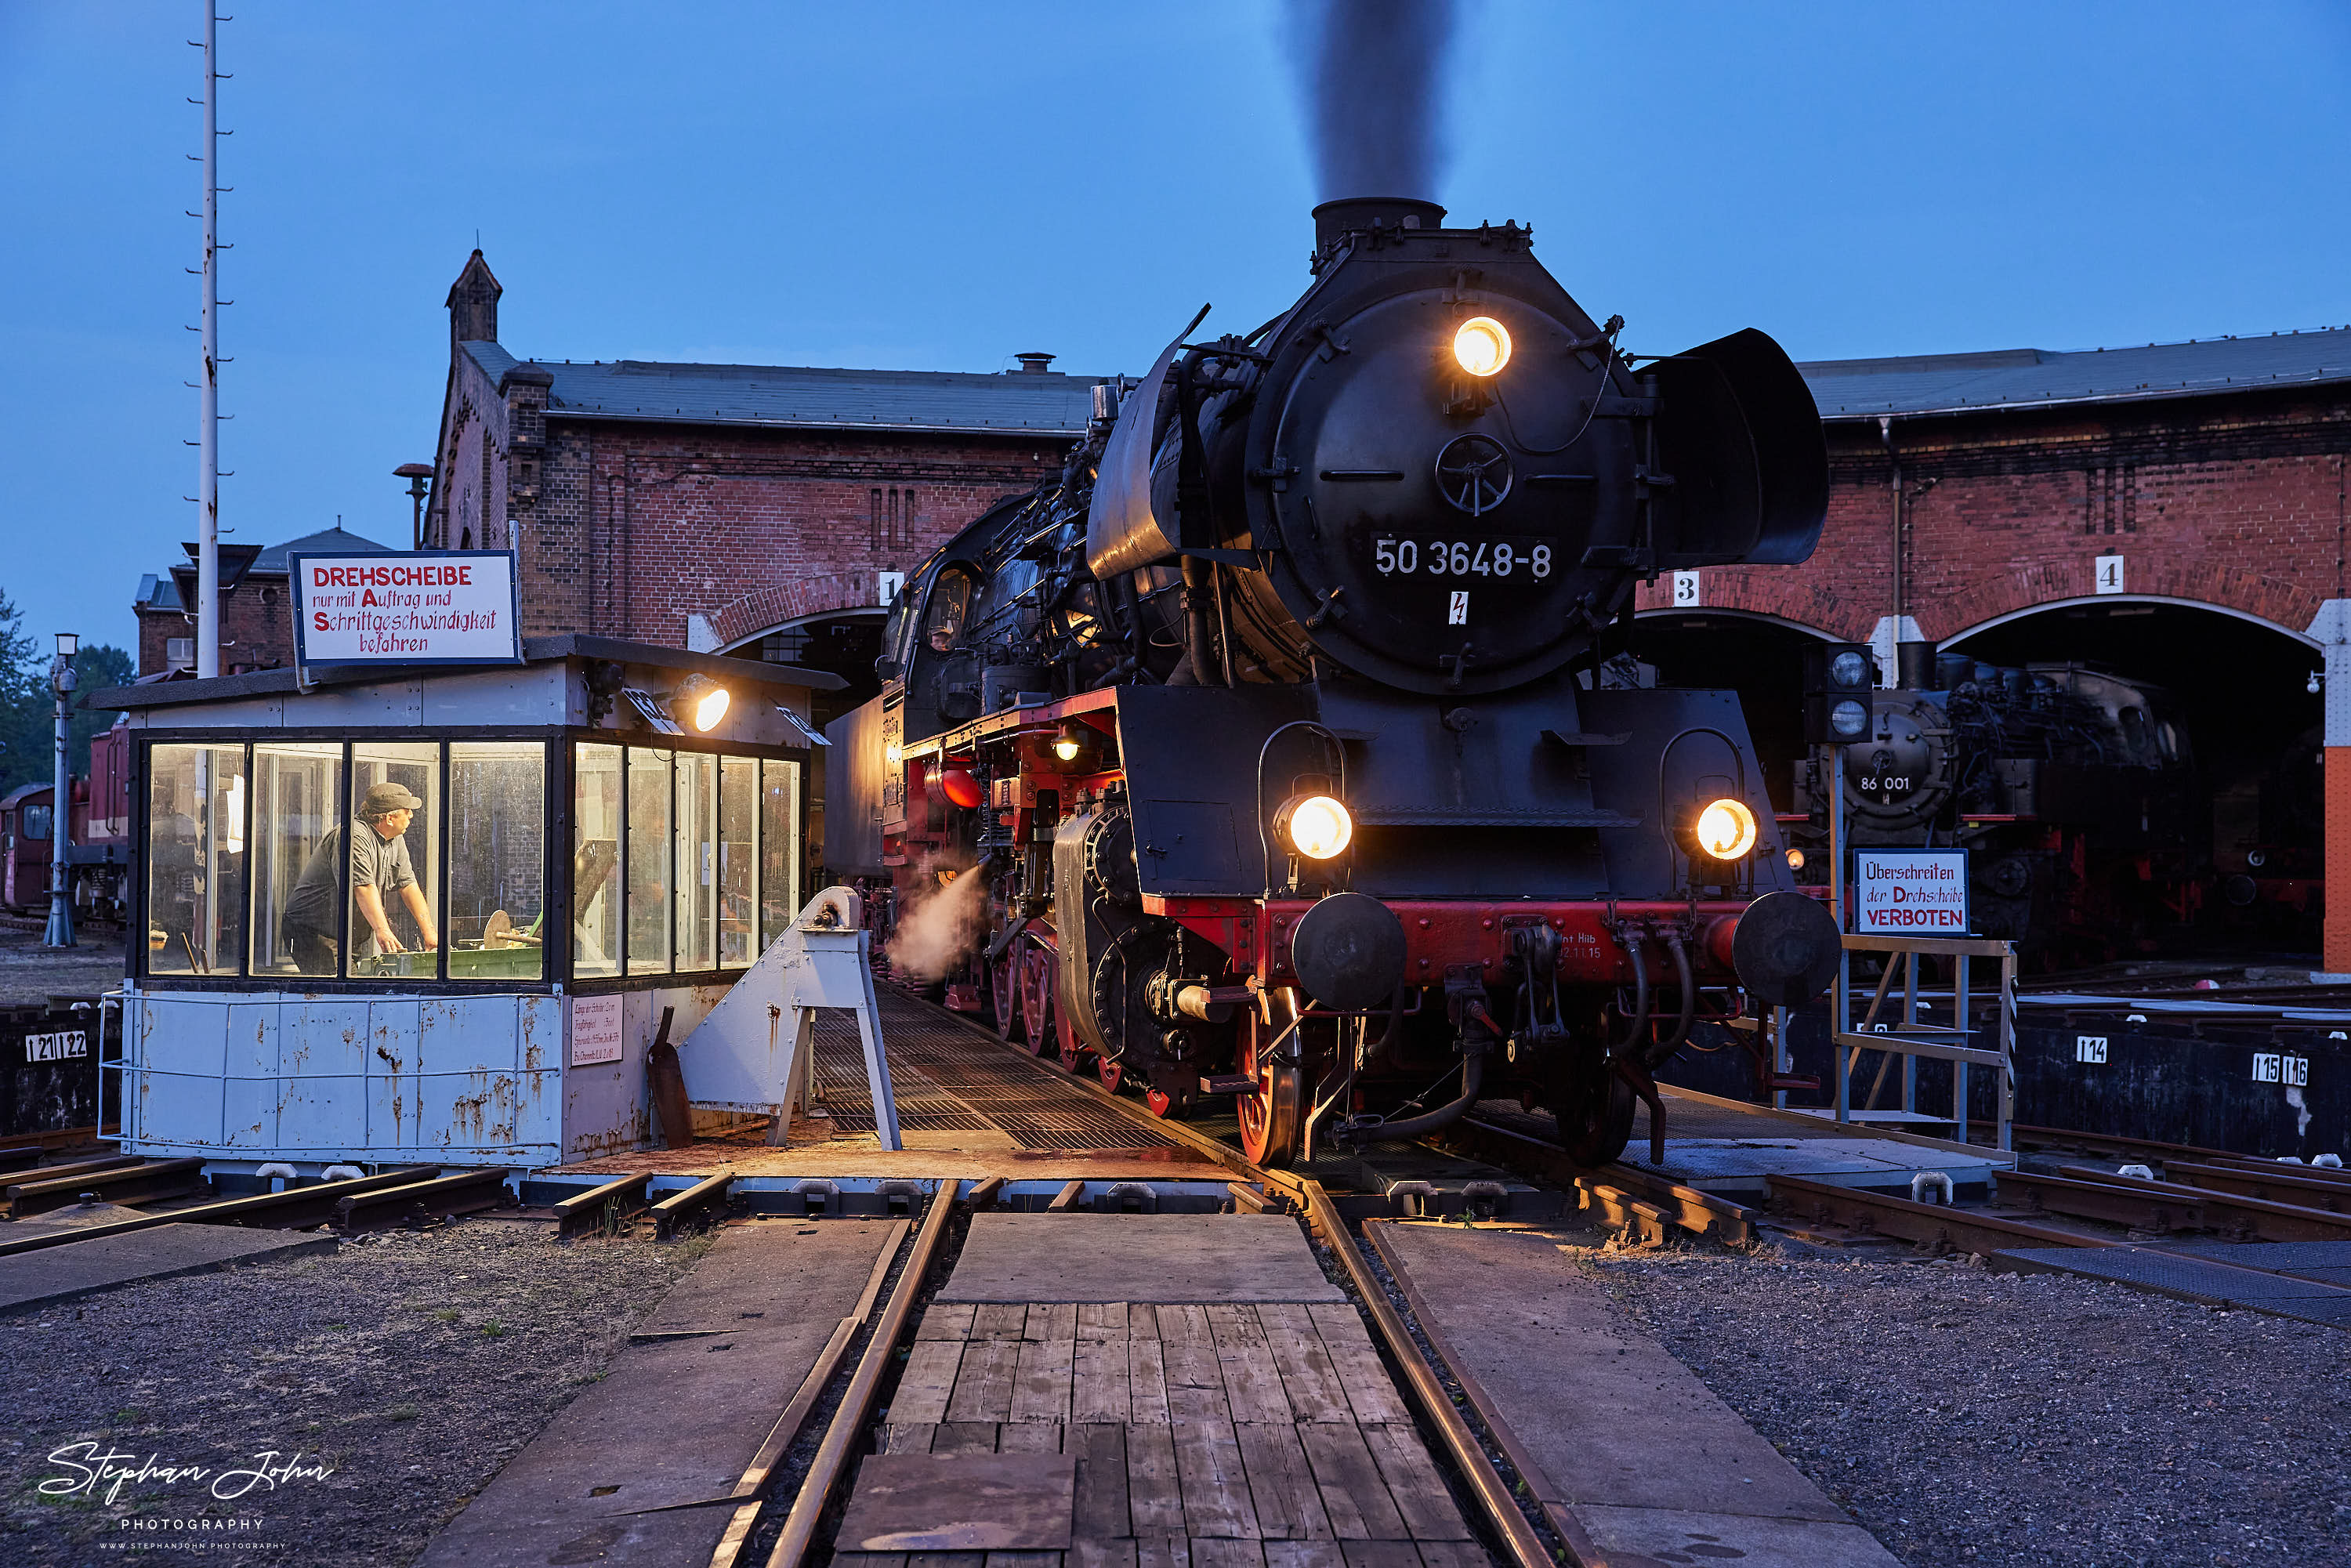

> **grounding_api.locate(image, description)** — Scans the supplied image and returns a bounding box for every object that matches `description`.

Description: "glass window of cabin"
[345,742,440,980]
[448,742,547,983]
[145,744,248,976]
[923,568,973,654]
[573,743,622,978]
[627,747,673,973]
[251,743,343,977]
[675,751,717,972]
[760,758,802,945]
[719,755,756,968]
[24,802,52,844]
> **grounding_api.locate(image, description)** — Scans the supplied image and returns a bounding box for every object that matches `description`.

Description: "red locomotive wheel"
[1019,950,1056,1057]
[1237,1045,1304,1168]
[991,949,1024,1044]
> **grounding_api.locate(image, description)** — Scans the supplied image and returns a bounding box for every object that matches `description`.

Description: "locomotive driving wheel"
[1018,948,1056,1057]
[1237,1041,1304,1168]
[991,948,1023,1044]
[1550,1057,1637,1167]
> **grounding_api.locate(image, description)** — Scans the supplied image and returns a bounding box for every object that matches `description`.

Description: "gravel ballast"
[0,1222,695,1566]
[1585,1246,2351,1568]
[0,930,123,1007]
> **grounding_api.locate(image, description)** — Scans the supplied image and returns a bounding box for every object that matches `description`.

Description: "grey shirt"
[283,822,417,936]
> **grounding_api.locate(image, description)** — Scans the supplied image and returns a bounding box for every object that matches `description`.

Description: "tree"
[0,587,134,797]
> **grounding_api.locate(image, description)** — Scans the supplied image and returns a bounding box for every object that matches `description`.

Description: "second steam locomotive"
[828,197,1839,1167]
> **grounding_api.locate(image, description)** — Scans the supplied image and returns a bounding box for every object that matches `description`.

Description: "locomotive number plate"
[1371,535,1555,581]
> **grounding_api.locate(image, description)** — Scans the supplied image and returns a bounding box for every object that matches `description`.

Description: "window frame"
[127,726,810,996]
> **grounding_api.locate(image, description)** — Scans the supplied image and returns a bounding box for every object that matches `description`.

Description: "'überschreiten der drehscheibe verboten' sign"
[1853,848,1969,934]
[288,550,523,668]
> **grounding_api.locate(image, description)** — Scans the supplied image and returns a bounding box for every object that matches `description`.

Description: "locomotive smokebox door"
[1731,890,1843,1007]
[1290,892,1408,1010]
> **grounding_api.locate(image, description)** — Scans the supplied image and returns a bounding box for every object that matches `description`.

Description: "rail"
[1829,931,2017,1151]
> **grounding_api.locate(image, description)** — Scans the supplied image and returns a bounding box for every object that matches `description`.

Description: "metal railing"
[1831,932,2016,1150]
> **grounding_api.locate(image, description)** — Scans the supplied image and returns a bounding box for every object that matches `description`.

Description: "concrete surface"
[1373,1221,1902,1568]
[1651,1136,1999,1197]
[416,1219,900,1568]
[0,1222,338,1313]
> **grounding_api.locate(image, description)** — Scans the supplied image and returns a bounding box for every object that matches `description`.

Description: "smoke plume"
[1288,0,1459,200]
[886,856,990,983]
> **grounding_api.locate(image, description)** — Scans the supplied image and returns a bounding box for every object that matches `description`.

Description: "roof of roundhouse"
[462,342,1102,437]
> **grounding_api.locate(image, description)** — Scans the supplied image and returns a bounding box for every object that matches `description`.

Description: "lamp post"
[396,462,436,550]
[44,633,78,949]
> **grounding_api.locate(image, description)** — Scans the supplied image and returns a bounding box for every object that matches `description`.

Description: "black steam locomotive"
[828,197,1839,1167]
[1789,653,2202,962]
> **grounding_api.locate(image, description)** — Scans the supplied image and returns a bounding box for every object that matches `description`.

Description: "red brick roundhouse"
[422,251,1101,726]
[1625,328,2351,965]
[404,249,2351,961]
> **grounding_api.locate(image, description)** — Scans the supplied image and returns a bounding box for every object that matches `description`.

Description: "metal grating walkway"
[810,990,1179,1153]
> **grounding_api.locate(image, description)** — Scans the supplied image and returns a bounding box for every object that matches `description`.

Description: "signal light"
[1802,641,1877,745]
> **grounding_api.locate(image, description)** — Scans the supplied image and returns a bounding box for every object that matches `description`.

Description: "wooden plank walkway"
[839,1301,1482,1568]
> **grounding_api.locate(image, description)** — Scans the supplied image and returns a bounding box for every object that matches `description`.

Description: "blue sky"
[5,2,2349,654]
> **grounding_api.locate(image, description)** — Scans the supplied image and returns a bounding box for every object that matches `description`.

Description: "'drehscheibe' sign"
[289,550,522,668]
[1853,849,1969,934]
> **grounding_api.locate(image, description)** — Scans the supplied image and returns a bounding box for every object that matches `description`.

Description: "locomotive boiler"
[828,197,1838,1167]
[1789,654,2201,962]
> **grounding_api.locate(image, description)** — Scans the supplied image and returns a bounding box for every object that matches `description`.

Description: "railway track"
[76,1000,2351,1565]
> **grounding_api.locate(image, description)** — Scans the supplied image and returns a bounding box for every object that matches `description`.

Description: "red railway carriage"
[2,719,132,922]
[826,197,1842,1168]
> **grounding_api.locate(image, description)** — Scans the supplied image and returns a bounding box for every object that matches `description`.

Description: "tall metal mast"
[195,3,223,678]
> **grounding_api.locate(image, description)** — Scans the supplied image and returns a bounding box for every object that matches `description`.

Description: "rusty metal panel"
[418,995,519,1075]
[276,1074,368,1148]
[221,1078,277,1148]
[513,1067,559,1148]
[560,990,652,1161]
[143,996,228,1077]
[225,1001,277,1078]
[367,1071,420,1147]
[282,1001,369,1078]
[367,1001,421,1147]
[415,1066,557,1157]
[518,994,558,1076]
[132,1067,223,1146]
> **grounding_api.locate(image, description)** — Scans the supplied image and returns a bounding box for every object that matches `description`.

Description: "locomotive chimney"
[1896,640,1937,690]
[1312,197,1447,255]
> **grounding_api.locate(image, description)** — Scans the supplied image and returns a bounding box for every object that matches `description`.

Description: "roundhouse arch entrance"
[1633,608,1838,810]
[1942,596,2324,951]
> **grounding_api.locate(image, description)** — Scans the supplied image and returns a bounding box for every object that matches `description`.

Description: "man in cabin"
[281,782,438,975]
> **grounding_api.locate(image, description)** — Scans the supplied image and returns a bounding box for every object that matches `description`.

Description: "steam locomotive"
[828,197,1839,1167]
[1788,653,2202,963]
